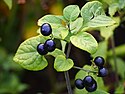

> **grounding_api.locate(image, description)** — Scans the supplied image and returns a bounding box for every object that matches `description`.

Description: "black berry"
[37,43,48,55]
[94,56,105,67]
[85,80,97,92]
[75,79,84,89]
[98,67,108,77]
[83,76,95,87]
[40,23,52,36]
[44,39,56,52]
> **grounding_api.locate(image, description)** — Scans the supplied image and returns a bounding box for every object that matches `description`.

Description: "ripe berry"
[85,80,97,92]
[83,76,95,87]
[75,79,84,89]
[40,23,52,36]
[94,56,105,67]
[44,39,56,52]
[98,67,108,77]
[37,43,48,55]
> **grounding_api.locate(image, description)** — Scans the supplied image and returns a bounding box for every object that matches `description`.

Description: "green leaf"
[70,32,98,54]
[13,35,49,71]
[48,49,65,57]
[87,15,116,27]
[37,15,69,39]
[81,1,105,24]
[70,17,83,34]
[51,27,67,39]
[63,5,80,22]
[110,57,125,79]
[54,55,74,72]
[109,3,119,17]
[4,0,12,9]
[37,15,62,26]
[100,17,120,40]
[92,41,108,60]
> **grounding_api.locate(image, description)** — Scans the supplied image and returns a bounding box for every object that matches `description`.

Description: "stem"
[73,66,97,74]
[64,42,73,94]
[111,35,119,86]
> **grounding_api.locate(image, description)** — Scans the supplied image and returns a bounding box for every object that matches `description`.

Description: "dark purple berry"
[44,39,56,52]
[40,23,52,36]
[98,67,108,77]
[94,56,105,67]
[83,76,95,87]
[75,79,84,89]
[37,43,48,55]
[85,80,97,92]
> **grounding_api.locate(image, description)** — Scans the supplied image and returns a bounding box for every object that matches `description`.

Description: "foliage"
[1,0,124,93]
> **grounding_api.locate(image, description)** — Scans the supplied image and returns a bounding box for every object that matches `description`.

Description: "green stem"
[73,66,97,74]
[111,35,119,86]
[64,42,73,94]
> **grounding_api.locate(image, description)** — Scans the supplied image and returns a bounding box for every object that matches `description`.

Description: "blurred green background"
[0,0,125,94]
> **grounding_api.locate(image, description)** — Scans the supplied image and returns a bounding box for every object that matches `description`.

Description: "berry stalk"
[73,66,97,74]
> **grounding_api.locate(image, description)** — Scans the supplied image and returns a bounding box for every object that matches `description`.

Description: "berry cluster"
[37,23,56,55]
[94,56,108,77]
[75,76,97,92]
[75,56,108,92]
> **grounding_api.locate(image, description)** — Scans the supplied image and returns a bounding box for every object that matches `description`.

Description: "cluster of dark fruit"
[75,76,97,92]
[75,56,108,92]
[37,23,56,55]
[94,56,108,77]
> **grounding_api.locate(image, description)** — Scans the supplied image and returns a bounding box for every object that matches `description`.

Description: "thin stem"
[64,42,73,94]
[73,66,97,74]
[111,35,119,86]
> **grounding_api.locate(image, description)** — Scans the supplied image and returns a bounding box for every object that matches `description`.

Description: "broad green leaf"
[63,5,80,21]
[100,17,120,40]
[37,15,62,26]
[48,49,65,57]
[52,26,69,39]
[56,15,67,22]
[70,32,98,54]
[4,0,12,9]
[54,55,74,72]
[81,1,105,24]
[110,57,125,79]
[75,65,107,93]
[70,17,83,34]
[92,41,108,60]
[13,35,49,71]
[87,15,116,27]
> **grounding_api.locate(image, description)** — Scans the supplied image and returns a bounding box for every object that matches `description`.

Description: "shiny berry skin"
[40,23,52,36]
[37,43,48,55]
[44,39,56,52]
[83,76,95,87]
[98,67,108,77]
[94,56,104,67]
[75,79,84,89]
[85,80,97,92]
